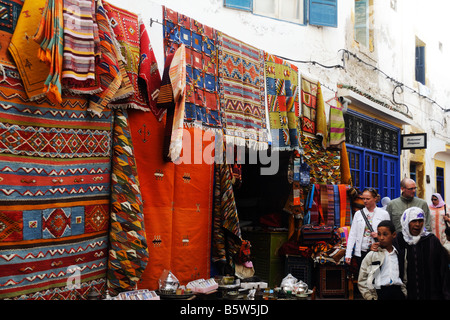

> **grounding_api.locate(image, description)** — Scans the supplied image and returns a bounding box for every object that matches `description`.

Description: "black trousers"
[376,285,406,300]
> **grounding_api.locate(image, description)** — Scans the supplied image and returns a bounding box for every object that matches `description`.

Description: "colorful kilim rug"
[104,2,160,115]
[8,0,50,101]
[327,95,345,147]
[138,19,164,121]
[0,91,112,299]
[217,32,268,151]
[162,6,222,132]
[61,0,100,94]
[212,158,242,268]
[316,82,328,149]
[300,75,318,137]
[107,108,148,295]
[87,0,122,116]
[301,135,340,185]
[0,0,111,300]
[264,53,301,151]
[128,107,214,290]
[33,0,64,104]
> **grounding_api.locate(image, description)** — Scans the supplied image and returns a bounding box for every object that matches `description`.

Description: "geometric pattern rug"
[217,32,268,151]
[0,0,111,299]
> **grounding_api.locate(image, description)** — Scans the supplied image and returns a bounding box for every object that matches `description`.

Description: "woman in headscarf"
[429,193,450,245]
[393,207,450,299]
[381,196,391,210]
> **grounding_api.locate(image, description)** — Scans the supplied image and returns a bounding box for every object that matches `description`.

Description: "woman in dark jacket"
[394,207,450,300]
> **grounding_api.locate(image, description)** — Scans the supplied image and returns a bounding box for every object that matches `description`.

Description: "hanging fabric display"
[107,108,148,296]
[128,110,215,290]
[217,32,268,151]
[8,0,50,101]
[327,95,346,148]
[301,135,341,185]
[87,0,123,116]
[299,156,311,187]
[162,6,222,133]
[0,0,112,299]
[167,44,187,162]
[61,0,100,94]
[300,75,318,137]
[33,0,64,103]
[315,82,328,149]
[212,148,243,272]
[264,53,301,151]
[104,2,160,114]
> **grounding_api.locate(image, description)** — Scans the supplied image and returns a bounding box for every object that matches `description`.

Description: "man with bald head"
[386,178,431,233]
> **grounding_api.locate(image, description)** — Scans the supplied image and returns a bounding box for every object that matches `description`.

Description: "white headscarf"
[381,197,391,210]
[401,207,429,245]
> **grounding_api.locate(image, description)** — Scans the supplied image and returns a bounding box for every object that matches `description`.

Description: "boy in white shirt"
[358,220,407,300]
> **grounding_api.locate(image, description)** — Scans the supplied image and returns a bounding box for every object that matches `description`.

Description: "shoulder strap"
[360,209,374,233]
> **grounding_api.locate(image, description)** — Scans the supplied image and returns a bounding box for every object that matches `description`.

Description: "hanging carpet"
[264,53,301,151]
[300,75,318,137]
[128,108,214,290]
[301,135,340,185]
[217,32,268,151]
[0,0,113,300]
[162,6,222,133]
[103,2,162,117]
[107,108,148,296]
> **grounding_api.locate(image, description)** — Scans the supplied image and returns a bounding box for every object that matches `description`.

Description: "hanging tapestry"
[327,96,345,147]
[128,108,214,290]
[61,0,100,94]
[340,142,352,185]
[338,184,352,227]
[138,19,164,121]
[162,6,222,132]
[0,90,112,299]
[217,32,268,151]
[33,0,64,103]
[104,2,160,115]
[264,53,301,151]
[212,155,242,269]
[107,108,148,295]
[8,0,50,101]
[301,135,340,185]
[87,0,122,116]
[316,82,328,149]
[166,44,187,162]
[300,75,318,137]
[0,0,111,299]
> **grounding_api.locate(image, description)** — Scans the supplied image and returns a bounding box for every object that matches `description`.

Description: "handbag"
[300,224,334,245]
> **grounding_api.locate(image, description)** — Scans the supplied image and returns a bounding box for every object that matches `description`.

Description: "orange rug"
[128,109,214,289]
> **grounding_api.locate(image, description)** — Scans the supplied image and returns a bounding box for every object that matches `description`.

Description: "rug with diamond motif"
[217,32,268,151]
[0,0,111,300]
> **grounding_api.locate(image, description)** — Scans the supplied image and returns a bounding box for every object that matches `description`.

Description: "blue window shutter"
[224,0,253,12]
[415,46,425,85]
[309,0,338,27]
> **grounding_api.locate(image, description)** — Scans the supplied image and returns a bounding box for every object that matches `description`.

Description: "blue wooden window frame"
[354,0,369,46]
[224,0,253,11]
[309,0,338,27]
[436,166,445,200]
[415,46,425,85]
[345,110,400,201]
[224,0,337,27]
